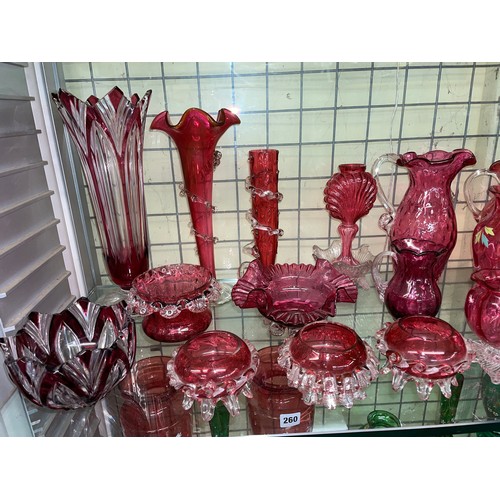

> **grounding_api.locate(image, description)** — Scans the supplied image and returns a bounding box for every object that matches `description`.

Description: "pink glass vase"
[51,87,151,290]
[277,321,379,409]
[372,238,446,318]
[0,297,136,410]
[376,316,473,400]
[323,163,377,266]
[245,149,283,267]
[167,330,259,422]
[118,356,193,437]
[126,264,221,343]
[247,346,315,435]
[465,160,500,222]
[471,186,500,271]
[373,149,477,280]
[150,108,240,278]
[231,258,358,330]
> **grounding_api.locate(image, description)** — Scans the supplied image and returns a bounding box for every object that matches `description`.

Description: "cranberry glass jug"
[464,160,500,222]
[372,149,476,279]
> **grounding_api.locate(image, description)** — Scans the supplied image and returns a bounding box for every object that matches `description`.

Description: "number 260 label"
[280,412,301,428]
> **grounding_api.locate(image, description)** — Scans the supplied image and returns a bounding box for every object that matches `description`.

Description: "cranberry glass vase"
[167,330,259,422]
[231,258,358,330]
[465,160,500,222]
[0,298,136,410]
[127,264,220,343]
[372,149,477,280]
[376,316,472,400]
[245,149,283,267]
[247,346,315,435]
[150,108,240,278]
[318,164,377,273]
[278,321,379,409]
[118,356,192,437]
[471,186,500,271]
[51,87,150,289]
[372,238,446,318]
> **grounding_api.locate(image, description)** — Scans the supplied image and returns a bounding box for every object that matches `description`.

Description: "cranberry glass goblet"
[376,316,473,400]
[278,321,379,409]
[232,258,358,333]
[0,297,136,410]
[127,264,220,343]
[247,346,315,435]
[118,356,192,437]
[167,330,259,422]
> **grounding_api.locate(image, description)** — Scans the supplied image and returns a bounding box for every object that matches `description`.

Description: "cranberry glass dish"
[167,330,259,421]
[127,264,220,343]
[0,298,136,410]
[278,321,379,409]
[376,316,473,400]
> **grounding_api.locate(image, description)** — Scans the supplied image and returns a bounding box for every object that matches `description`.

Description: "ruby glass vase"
[0,297,136,410]
[376,316,472,400]
[167,330,259,422]
[372,149,477,280]
[245,149,283,268]
[278,321,379,409]
[118,356,192,437]
[150,108,240,278]
[51,87,151,289]
[126,264,220,343]
[372,238,446,318]
[247,346,315,435]
[231,258,358,331]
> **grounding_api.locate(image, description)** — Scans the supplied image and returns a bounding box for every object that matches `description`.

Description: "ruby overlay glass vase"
[150,108,240,278]
[372,238,446,318]
[126,264,220,343]
[231,258,358,330]
[0,297,136,410]
[118,356,192,437]
[372,149,477,280]
[313,164,377,288]
[51,87,151,290]
[464,160,500,223]
[278,321,379,409]
[471,186,500,271]
[245,149,283,268]
[376,316,473,400]
[247,346,315,435]
[167,330,259,422]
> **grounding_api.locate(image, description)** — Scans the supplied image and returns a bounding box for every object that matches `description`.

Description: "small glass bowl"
[376,316,473,400]
[167,330,259,421]
[278,321,379,409]
[0,297,136,410]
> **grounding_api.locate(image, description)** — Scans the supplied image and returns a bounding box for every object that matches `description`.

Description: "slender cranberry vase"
[323,163,377,266]
[247,149,282,267]
[150,108,240,277]
[372,149,477,280]
[471,186,500,271]
[51,87,151,289]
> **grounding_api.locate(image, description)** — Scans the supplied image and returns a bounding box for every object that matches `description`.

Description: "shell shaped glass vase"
[1,297,136,410]
[51,87,151,290]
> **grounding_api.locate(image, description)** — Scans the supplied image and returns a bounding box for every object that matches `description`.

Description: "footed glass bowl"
[0,297,136,410]
[376,316,473,400]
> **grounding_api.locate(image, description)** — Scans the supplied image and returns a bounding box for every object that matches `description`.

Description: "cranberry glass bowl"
[127,264,220,343]
[278,321,379,409]
[0,297,136,410]
[376,316,473,400]
[167,330,259,421]
[118,356,192,437]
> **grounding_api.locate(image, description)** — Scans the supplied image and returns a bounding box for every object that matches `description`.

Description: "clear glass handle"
[371,250,397,301]
[464,169,499,221]
[371,153,401,219]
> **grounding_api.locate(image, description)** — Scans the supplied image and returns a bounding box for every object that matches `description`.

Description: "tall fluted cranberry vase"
[51,87,151,289]
[151,108,240,277]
